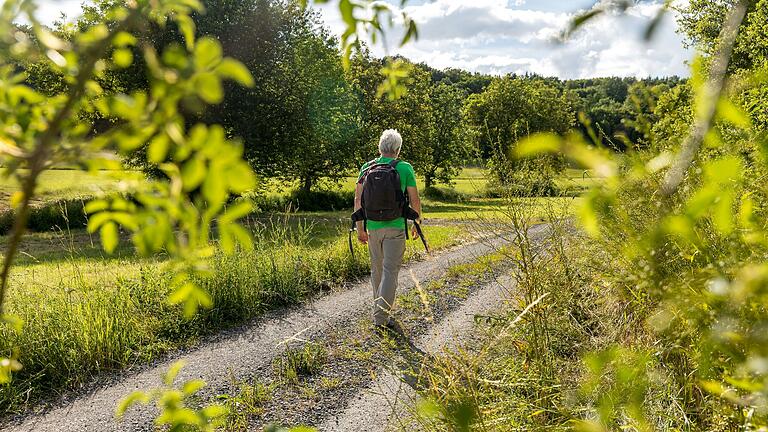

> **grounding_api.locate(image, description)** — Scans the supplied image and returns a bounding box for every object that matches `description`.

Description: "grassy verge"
[403,204,732,431]
[0,223,463,414]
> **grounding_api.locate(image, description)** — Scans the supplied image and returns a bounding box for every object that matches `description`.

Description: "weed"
[273,342,328,384]
[219,380,273,430]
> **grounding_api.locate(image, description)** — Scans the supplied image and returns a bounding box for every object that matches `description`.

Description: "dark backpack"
[359,159,406,222]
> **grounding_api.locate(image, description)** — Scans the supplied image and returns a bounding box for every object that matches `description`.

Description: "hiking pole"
[349,208,366,259]
[413,221,430,254]
[405,207,430,255]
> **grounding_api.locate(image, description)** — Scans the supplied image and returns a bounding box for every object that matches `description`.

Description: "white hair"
[378,129,402,155]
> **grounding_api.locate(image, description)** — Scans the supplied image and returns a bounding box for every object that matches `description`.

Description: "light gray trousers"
[368,228,406,325]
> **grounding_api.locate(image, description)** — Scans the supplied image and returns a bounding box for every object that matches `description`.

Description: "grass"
[0,164,581,418]
[218,380,274,430]
[273,342,328,384]
[0,169,142,211]
[402,200,724,431]
[0,221,463,414]
[214,240,517,430]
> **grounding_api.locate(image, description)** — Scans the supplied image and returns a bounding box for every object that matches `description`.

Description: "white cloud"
[316,0,694,78]
[35,0,695,79]
[32,0,83,25]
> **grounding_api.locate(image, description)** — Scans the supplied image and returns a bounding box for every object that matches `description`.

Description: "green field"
[0,164,581,412]
[0,169,144,211]
[0,218,467,412]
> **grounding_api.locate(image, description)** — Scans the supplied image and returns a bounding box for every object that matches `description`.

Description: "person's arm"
[354,182,368,244]
[407,185,422,239]
[407,186,422,219]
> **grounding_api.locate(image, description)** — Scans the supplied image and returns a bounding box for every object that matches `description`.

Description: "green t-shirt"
[358,157,417,231]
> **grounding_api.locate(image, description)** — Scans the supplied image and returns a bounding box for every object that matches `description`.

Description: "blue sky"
[35,0,694,79]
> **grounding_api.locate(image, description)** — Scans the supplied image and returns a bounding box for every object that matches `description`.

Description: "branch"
[0,6,142,313]
[660,0,749,196]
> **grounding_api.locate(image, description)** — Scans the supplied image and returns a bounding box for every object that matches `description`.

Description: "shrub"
[423,186,466,203]
[250,189,354,213]
[484,173,559,198]
[0,198,90,236]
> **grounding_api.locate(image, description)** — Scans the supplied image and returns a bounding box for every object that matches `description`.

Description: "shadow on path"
[380,321,435,392]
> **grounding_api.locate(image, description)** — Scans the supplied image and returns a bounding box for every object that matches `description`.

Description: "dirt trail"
[321,274,515,432]
[5,233,521,432]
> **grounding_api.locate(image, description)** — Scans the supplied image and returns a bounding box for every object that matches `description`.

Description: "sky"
[34,0,695,79]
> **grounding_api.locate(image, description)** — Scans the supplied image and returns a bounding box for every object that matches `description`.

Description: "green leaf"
[339,0,355,28]
[201,404,228,419]
[84,199,109,214]
[578,193,601,237]
[1,314,24,333]
[177,14,196,50]
[194,37,223,70]
[182,379,206,395]
[229,223,254,252]
[113,31,136,47]
[400,17,418,47]
[220,201,253,223]
[219,224,234,254]
[163,361,187,386]
[87,211,112,233]
[203,167,227,209]
[101,222,119,254]
[196,73,223,104]
[226,161,256,193]
[148,134,170,164]
[704,156,743,184]
[712,193,735,235]
[514,133,561,157]
[215,58,254,87]
[181,157,207,191]
[717,97,752,129]
[116,391,150,417]
[112,48,133,68]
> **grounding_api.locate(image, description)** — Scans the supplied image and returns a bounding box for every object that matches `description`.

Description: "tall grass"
[408,192,744,430]
[405,200,652,431]
[0,223,462,413]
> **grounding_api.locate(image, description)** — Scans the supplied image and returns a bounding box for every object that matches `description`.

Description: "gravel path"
[320,274,515,432]
[4,234,515,432]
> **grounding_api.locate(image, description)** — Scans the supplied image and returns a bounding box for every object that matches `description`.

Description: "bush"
[484,171,560,198]
[423,186,466,203]
[0,198,90,236]
[251,189,354,213]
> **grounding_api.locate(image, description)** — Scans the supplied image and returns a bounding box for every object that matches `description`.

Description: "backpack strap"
[357,159,379,184]
[388,159,400,168]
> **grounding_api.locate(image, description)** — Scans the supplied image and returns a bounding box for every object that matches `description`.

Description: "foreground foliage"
[410,1,768,430]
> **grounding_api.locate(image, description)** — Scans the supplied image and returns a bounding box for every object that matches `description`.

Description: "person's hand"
[358,230,369,244]
[411,224,419,239]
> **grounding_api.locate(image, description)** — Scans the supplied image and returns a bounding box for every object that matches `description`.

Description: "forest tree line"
[19,0,685,192]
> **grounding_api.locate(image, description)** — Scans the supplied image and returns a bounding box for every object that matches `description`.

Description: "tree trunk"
[301,175,313,193]
[424,174,434,190]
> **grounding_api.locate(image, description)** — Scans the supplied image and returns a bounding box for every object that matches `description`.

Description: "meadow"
[0,165,580,413]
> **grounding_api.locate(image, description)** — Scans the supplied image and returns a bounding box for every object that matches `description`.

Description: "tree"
[419,82,472,189]
[67,0,358,191]
[464,76,573,183]
[346,56,433,175]
[621,81,671,148]
[678,0,768,71]
[280,26,361,191]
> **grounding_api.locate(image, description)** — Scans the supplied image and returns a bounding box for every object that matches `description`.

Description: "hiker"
[354,129,423,330]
